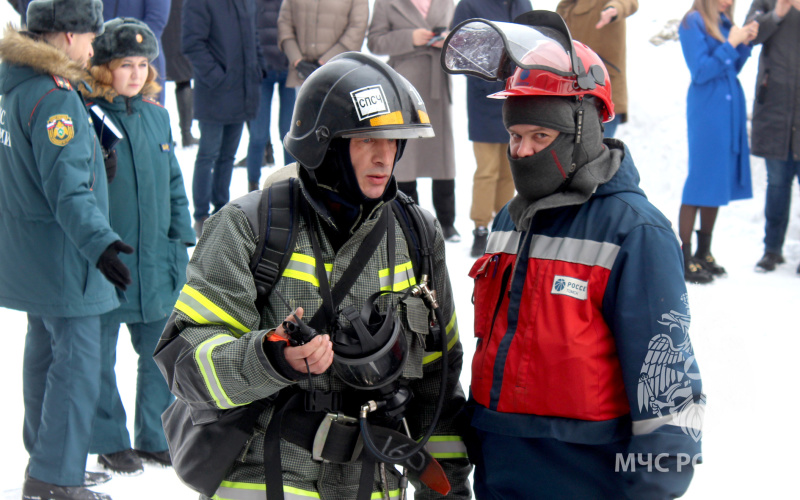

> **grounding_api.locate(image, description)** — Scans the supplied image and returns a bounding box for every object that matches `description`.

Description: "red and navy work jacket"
[469,146,705,472]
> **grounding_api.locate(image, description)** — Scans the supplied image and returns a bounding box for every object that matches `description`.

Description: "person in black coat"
[182,0,267,236]
[162,0,198,147]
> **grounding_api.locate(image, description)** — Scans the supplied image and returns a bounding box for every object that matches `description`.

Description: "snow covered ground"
[1,0,799,498]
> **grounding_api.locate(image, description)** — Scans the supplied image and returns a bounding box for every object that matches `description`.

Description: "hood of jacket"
[0,26,87,93]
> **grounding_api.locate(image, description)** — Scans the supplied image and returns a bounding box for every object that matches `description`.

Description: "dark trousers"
[397,179,456,228]
[89,316,173,455]
[246,70,296,184]
[763,153,800,254]
[193,121,245,221]
[24,314,102,486]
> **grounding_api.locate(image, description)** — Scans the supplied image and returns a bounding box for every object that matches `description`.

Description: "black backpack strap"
[250,178,301,309]
[392,191,437,281]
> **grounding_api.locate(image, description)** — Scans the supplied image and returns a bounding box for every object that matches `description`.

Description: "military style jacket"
[0,27,120,317]
[157,175,471,500]
[81,78,195,325]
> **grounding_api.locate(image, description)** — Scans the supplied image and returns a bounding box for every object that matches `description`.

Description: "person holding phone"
[678,0,759,283]
[367,0,461,243]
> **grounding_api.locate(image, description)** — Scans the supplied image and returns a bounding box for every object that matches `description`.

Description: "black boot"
[432,179,459,241]
[248,181,259,192]
[756,251,784,272]
[694,230,726,276]
[175,82,198,147]
[471,226,489,257]
[683,242,713,284]
[97,449,143,476]
[22,476,111,500]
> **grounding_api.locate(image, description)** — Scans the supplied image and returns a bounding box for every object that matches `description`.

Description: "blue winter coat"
[679,11,752,206]
[0,29,120,317]
[450,0,532,143]
[102,0,171,102]
[84,84,195,325]
[182,0,266,124]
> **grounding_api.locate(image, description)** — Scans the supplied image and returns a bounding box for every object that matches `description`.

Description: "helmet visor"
[441,19,573,82]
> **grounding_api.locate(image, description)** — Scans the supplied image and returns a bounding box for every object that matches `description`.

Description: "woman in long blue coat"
[80,18,196,474]
[679,0,758,283]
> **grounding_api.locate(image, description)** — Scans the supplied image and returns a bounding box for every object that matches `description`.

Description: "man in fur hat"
[0,1,136,498]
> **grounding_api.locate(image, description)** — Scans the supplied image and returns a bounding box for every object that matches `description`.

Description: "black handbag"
[162,397,271,497]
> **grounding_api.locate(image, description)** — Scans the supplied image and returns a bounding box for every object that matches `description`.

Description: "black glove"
[96,240,134,290]
[296,60,320,80]
[103,148,117,183]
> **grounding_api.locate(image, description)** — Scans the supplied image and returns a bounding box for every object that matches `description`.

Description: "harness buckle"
[312,412,362,463]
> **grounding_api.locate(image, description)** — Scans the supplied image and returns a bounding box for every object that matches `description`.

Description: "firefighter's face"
[349,138,397,199]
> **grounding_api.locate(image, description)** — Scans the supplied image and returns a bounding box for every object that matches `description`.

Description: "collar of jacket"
[79,72,160,109]
[298,168,398,235]
[0,26,87,85]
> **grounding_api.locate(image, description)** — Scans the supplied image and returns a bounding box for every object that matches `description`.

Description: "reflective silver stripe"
[176,286,249,336]
[379,261,415,291]
[195,335,240,410]
[529,235,620,270]
[632,402,705,435]
[424,436,468,458]
[213,483,322,500]
[486,230,520,254]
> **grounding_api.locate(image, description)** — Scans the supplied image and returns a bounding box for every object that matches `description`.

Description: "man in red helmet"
[443,12,706,498]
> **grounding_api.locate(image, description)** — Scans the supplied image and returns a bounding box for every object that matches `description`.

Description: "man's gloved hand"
[103,148,117,183]
[296,60,321,80]
[96,240,134,290]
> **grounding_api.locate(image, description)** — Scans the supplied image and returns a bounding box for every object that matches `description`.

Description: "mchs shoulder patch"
[47,114,74,146]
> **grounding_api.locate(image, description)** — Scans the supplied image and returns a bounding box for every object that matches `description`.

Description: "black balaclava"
[502,95,605,203]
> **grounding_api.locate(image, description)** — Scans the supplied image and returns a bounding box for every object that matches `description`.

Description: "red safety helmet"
[441,10,615,122]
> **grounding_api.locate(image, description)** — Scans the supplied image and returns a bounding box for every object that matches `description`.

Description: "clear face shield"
[440,11,602,91]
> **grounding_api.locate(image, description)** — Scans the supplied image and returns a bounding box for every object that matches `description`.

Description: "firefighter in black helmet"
[155,52,471,500]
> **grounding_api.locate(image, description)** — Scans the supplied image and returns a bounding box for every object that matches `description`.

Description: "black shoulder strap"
[251,178,301,308]
[392,191,437,281]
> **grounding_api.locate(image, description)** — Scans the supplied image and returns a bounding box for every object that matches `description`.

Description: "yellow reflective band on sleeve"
[283,253,332,287]
[422,310,459,365]
[371,489,400,499]
[213,481,325,500]
[195,335,242,410]
[379,261,416,291]
[176,285,250,337]
[423,436,468,459]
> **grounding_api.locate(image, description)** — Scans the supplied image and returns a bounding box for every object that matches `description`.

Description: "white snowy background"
[1,0,799,498]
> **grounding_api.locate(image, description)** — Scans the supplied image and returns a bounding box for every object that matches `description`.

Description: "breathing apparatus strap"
[308,205,394,331]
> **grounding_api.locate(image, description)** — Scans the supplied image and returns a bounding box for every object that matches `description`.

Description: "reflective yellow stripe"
[423,310,459,365]
[212,482,397,500]
[424,436,468,458]
[379,261,416,291]
[195,335,242,409]
[283,253,332,287]
[177,285,249,336]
